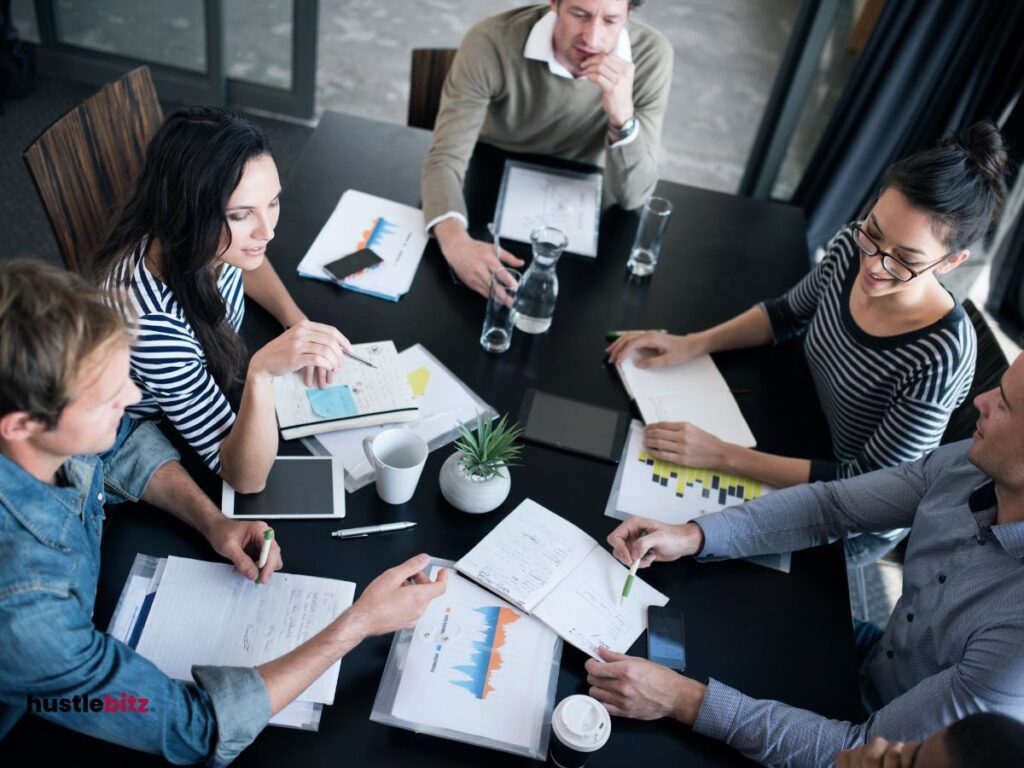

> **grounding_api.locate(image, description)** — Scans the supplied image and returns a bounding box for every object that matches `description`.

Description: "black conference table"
[4,112,864,767]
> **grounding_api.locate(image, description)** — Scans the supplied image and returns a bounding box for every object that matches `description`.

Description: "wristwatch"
[607,116,639,143]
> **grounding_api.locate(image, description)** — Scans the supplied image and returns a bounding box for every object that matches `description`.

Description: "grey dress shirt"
[689,439,1024,767]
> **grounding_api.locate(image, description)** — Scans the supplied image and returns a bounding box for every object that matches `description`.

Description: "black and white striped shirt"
[109,246,245,474]
[762,226,976,481]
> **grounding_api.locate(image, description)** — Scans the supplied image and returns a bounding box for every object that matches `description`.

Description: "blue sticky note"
[307,385,358,419]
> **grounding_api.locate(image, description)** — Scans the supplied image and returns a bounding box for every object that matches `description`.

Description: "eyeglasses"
[849,221,949,283]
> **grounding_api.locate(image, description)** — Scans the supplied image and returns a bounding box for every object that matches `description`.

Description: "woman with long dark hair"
[608,121,1009,561]
[93,106,351,493]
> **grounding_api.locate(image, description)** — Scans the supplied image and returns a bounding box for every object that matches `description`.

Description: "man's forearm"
[257,609,368,715]
[141,460,223,539]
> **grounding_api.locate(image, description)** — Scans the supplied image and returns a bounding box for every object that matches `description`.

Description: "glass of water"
[627,196,673,276]
[480,267,521,353]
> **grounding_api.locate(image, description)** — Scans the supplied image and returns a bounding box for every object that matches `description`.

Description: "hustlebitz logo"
[27,693,151,714]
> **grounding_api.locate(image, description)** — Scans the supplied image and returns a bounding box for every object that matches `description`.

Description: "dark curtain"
[791,0,1024,251]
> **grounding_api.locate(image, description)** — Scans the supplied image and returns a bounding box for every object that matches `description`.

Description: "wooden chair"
[22,66,164,274]
[407,48,457,131]
[941,298,1010,444]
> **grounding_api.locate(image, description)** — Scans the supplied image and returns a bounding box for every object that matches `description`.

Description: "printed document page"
[296,189,427,300]
[389,569,558,752]
[496,162,601,258]
[135,557,355,705]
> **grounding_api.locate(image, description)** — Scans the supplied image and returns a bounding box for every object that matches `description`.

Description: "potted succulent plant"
[439,414,523,513]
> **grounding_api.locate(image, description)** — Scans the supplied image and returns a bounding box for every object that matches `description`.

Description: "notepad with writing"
[273,340,418,440]
[131,556,356,705]
[616,350,757,447]
[454,499,668,658]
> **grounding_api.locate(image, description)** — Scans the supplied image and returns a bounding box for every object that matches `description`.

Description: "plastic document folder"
[372,559,561,760]
[297,189,427,301]
[108,554,356,731]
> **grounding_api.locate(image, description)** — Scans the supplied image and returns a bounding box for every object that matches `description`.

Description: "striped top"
[762,226,976,482]
[108,245,245,474]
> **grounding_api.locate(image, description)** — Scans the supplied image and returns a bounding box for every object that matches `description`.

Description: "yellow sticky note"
[407,367,430,398]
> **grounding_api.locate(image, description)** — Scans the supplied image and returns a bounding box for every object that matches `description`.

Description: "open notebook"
[273,340,418,440]
[455,499,668,658]
[616,350,756,447]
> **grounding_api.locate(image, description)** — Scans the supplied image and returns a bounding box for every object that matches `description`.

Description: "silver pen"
[331,521,417,539]
[343,349,377,369]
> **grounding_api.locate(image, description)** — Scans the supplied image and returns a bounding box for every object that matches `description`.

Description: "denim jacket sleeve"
[99,417,179,505]
[0,587,270,765]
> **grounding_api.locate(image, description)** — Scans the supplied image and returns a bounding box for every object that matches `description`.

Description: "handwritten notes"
[134,557,355,704]
[455,500,668,658]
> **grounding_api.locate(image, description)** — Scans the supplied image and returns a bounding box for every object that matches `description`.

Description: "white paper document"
[495,161,602,258]
[387,569,559,753]
[605,422,790,573]
[618,351,757,447]
[456,500,668,657]
[273,340,418,439]
[134,556,356,705]
[297,189,427,301]
[308,344,495,491]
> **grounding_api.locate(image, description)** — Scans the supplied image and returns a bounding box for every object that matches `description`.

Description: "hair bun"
[956,121,1009,185]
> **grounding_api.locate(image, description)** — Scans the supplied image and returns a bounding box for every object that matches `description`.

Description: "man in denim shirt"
[0,261,447,764]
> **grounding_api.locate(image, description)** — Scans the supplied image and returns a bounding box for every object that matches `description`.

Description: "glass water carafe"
[514,226,568,334]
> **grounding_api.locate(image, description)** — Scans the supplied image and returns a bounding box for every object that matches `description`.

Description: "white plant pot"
[439,452,511,514]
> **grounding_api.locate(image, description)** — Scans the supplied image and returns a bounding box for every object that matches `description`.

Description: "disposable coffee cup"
[548,694,611,767]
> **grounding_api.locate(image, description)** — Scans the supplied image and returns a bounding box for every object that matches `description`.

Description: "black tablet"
[222,456,346,519]
[518,389,630,463]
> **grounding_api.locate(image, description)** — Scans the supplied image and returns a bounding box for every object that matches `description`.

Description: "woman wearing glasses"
[608,121,1007,560]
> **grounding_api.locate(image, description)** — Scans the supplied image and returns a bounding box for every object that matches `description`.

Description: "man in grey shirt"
[589,352,1024,767]
[421,1,672,297]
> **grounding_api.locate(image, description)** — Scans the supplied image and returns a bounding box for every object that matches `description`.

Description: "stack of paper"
[617,351,756,447]
[108,555,356,731]
[297,189,428,301]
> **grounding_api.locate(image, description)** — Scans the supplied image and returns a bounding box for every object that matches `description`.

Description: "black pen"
[344,349,377,369]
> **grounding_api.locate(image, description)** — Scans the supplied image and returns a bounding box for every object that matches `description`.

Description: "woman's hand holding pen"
[250,319,353,388]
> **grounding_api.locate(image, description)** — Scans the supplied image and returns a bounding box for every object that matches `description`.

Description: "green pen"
[619,528,649,605]
[606,329,667,341]
[255,528,274,584]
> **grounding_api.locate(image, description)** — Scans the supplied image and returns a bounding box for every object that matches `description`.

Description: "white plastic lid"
[551,695,611,753]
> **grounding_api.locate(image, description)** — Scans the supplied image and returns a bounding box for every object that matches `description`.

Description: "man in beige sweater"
[422,1,673,297]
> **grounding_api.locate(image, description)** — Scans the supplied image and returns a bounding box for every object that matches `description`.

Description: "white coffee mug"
[363,429,428,504]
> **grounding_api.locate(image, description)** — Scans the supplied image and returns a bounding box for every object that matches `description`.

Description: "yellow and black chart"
[637,451,766,507]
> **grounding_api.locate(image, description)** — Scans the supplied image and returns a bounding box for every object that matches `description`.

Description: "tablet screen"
[231,458,338,517]
[520,390,627,462]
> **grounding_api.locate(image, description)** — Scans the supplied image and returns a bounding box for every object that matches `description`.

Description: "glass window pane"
[770,0,861,200]
[55,0,206,73]
[11,0,39,43]
[224,0,293,89]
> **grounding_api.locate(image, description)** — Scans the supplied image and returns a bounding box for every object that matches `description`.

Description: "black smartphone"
[323,248,383,282]
[647,606,686,671]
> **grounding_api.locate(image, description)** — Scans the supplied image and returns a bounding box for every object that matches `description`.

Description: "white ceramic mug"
[363,429,428,505]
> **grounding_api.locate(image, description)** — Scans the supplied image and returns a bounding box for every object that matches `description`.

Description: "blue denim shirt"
[0,417,271,765]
